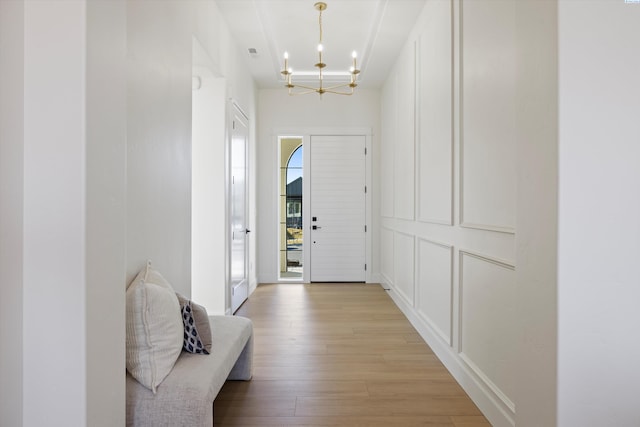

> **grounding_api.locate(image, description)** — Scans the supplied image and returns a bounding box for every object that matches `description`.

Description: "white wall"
[557,1,640,425]
[191,35,258,315]
[22,2,90,424]
[1,3,127,425]
[256,89,381,284]
[5,2,128,426]
[191,67,227,314]
[0,2,24,426]
[85,2,127,425]
[126,0,257,305]
[0,2,125,426]
[379,1,519,425]
[126,0,194,290]
[0,1,256,425]
[514,1,558,425]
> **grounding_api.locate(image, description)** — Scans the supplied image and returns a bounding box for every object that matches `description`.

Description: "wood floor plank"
[253,354,387,367]
[253,365,454,381]
[213,415,455,426]
[326,341,434,355]
[254,343,328,356]
[450,415,493,426]
[214,397,296,418]
[294,396,482,417]
[214,283,489,426]
[365,379,467,397]
[217,380,370,400]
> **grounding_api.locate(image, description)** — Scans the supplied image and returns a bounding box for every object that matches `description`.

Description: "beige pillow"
[126,262,183,393]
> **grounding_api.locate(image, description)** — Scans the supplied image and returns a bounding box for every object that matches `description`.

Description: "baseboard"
[249,276,258,296]
[380,277,515,427]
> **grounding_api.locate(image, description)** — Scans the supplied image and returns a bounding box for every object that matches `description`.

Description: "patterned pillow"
[176,294,212,354]
[181,302,210,354]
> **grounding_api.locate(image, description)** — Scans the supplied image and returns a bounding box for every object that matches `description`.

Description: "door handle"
[312,225,322,230]
[245,229,251,233]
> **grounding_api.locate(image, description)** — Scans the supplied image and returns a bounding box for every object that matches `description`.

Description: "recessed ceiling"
[215,0,427,89]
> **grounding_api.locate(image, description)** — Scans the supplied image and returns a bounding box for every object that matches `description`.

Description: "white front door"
[309,135,366,282]
[230,111,249,313]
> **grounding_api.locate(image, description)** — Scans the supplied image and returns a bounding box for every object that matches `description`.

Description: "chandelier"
[280,2,360,96]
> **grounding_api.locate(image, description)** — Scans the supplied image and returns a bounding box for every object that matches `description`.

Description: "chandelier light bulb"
[282,52,289,75]
[317,44,324,52]
[352,51,359,75]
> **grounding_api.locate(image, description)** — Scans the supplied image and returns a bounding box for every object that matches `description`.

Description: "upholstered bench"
[126,315,253,426]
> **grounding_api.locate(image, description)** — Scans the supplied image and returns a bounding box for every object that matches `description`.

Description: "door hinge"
[364,147,367,155]
[233,120,236,130]
[365,225,367,232]
[365,264,367,271]
[364,185,367,193]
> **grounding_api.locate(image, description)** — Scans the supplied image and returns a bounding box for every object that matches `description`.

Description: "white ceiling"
[215,0,427,90]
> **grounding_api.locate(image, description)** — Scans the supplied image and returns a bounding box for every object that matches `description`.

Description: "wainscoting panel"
[417,0,453,225]
[416,239,453,345]
[393,231,415,306]
[380,227,395,284]
[393,42,416,221]
[459,0,516,233]
[459,250,516,412]
[376,1,520,425]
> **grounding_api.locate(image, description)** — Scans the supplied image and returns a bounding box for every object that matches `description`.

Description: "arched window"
[279,138,303,280]
[284,145,303,276]
[286,145,303,227]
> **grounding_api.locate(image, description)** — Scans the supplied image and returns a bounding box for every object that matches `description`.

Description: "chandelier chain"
[319,7,323,45]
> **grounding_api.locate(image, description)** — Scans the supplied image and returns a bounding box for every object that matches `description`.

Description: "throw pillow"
[126,262,183,393]
[181,302,209,354]
[176,294,212,354]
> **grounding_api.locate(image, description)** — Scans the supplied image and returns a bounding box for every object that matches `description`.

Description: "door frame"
[274,127,373,284]
[228,101,249,313]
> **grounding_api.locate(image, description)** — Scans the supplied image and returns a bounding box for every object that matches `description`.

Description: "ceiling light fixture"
[280,2,360,96]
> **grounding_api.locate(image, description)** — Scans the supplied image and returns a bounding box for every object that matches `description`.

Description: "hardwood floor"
[214,283,490,426]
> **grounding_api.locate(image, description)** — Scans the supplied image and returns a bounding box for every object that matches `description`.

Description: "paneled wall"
[379,1,518,425]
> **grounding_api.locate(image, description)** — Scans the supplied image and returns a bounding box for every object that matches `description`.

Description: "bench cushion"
[126,315,253,427]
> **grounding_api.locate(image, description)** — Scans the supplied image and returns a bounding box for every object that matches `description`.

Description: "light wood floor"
[214,283,490,426]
